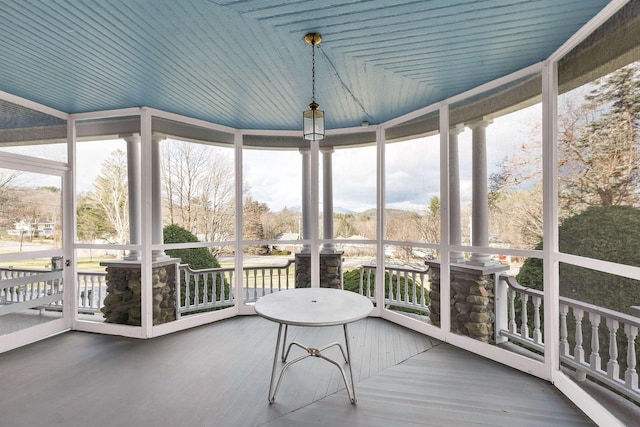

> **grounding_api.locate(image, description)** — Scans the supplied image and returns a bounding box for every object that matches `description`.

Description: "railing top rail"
[560,296,640,327]
[179,259,295,274]
[0,267,50,274]
[361,263,429,274]
[502,275,543,297]
[501,274,640,327]
[0,270,63,288]
[1,267,107,275]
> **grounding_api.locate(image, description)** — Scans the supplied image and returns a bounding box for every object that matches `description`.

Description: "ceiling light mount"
[304,33,322,46]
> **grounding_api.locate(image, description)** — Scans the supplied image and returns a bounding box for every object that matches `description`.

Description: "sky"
[244,104,541,213]
[2,104,541,214]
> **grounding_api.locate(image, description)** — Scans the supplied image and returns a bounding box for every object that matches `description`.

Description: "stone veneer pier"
[427,260,508,343]
[294,252,344,289]
[100,258,180,326]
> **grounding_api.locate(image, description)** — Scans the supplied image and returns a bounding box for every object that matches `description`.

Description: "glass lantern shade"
[303,107,325,141]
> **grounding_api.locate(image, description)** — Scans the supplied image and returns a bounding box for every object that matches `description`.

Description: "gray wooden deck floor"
[0,316,593,426]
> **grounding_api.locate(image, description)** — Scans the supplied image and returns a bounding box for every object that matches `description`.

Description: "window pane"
[160,138,235,242]
[385,111,440,247]
[243,149,302,242]
[0,169,62,251]
[76,138,132,245]
[330,144,377,239]
[557,60,640,263]
[452,73,542,256]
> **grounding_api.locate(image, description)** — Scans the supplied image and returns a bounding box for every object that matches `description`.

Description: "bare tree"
[161,140,235,245]
[85,149,129,244]
[559,63,640,212]
[0,169,22,229]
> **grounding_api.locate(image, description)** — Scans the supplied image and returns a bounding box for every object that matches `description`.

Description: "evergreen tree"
[243,197,269,254]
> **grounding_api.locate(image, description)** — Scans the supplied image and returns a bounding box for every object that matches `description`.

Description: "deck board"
[270,344,594,427]
[0,316,593,426]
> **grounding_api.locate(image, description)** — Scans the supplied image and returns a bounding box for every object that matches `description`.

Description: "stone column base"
[295,252,344,289]
[100,258,180,326]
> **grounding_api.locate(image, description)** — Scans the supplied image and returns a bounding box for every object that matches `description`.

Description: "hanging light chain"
[311,38,316,105]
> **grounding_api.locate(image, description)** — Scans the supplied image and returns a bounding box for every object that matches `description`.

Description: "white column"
[321,147,335,253]
[449,125,465,264]
[152,135,167,260]
[124,135,141,260]
[300,147,312,252]
[469,120,493,266]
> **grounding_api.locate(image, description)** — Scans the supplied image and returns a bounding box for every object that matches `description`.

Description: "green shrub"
[343,268,428,315]
[517,206,640,312]
[163,224,220,269]
[163,224,228,311]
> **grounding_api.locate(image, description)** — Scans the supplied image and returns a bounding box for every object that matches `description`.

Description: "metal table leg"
[268,322,358,404]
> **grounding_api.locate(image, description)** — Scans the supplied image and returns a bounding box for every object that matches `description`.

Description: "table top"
[254,288,373,327]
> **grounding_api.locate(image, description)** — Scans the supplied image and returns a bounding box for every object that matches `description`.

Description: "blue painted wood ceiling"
[0,0,613,131]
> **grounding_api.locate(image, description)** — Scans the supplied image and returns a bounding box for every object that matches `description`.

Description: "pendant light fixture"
[303,33,325,141]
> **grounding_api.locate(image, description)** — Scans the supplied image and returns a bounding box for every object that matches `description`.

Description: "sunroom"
[1,1,639,426]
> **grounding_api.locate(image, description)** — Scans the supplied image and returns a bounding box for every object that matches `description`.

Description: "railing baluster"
[624,324,638,389]
[589,313,601,371]
[253,270,258,300]
[403,271,409,304]
[185,271,192,309]
[573,308,585,364]
[508,288,517,334]
[533,296,542,345]
[560,304,569,356]
[244,270,250,301]
[285,264,290,290]
[520,293,529,340]
[216,272,220,304]
[607,318,621,366]
[204,271,208,304]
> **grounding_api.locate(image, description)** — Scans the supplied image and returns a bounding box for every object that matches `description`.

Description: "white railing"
[0,267,107,314]
[178,264,234,316]
[498,275,640,405]
[177,259,296,315]
[2,260,297,319]
[76,271,107,313]
[242,259,295,303]
[359,263,430,313]
[0,268,64,315]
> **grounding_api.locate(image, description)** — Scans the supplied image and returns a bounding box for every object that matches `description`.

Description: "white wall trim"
[0,90,68,120]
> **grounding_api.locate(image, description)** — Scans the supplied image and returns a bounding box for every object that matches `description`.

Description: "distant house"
[273,232,300,252]
[8,220,56,239]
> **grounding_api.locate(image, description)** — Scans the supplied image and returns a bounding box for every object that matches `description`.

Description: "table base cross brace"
[268,323,358,404]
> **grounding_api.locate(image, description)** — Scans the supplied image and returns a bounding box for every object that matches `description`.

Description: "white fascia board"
[549,0,631,62]
[71,108,141,121]
[148,107,237,134]
[0,90,68,120]
[445,62,544,107]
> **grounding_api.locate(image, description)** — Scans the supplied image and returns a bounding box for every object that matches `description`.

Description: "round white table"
[254,288,373,404]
